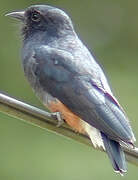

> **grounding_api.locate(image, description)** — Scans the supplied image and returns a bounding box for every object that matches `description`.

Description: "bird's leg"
[51,112,64,127]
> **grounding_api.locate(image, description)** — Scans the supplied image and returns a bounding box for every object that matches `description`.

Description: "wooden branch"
[0,92,138,166]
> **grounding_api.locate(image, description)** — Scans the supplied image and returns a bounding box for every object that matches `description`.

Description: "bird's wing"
[32,45,135,144]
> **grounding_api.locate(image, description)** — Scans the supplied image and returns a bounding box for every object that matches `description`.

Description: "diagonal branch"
[0,92,138,166]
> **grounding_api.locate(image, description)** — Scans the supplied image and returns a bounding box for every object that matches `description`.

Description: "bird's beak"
[5,11,25,21]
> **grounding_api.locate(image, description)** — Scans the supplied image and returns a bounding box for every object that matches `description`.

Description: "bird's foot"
[51,112,64,127]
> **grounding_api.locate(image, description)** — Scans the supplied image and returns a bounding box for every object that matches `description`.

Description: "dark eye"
[31,12,41,22]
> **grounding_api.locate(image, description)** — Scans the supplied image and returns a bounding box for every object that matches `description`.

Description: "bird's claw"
[51,112,64,127]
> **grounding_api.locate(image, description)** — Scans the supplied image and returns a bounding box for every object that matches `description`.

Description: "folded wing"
[33,45,135,144]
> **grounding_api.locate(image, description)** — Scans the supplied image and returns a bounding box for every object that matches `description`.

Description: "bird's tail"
[101,132,127,175]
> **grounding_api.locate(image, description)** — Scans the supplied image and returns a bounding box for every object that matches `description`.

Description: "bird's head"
[6,5,74,39]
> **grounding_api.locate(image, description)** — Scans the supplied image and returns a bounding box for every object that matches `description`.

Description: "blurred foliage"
[0,0,138,179]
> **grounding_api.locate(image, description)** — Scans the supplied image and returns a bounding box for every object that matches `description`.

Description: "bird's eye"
[31,12,41,22]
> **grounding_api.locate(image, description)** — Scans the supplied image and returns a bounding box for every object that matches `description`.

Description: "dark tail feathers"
[101,132,127,175]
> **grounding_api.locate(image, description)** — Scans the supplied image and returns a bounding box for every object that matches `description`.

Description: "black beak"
[5,11,25,21]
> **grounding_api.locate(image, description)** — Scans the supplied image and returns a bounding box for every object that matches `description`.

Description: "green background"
[0,0,138,179]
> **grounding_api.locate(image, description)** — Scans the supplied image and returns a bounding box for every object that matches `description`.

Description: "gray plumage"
[6,5,136,175]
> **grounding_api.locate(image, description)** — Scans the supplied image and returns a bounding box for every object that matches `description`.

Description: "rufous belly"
[47,100,86,134]
[45,99,105,150]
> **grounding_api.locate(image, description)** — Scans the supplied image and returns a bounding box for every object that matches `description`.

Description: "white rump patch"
[83,121,105,150]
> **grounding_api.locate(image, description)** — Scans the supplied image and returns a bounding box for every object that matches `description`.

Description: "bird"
[6,5,136,175]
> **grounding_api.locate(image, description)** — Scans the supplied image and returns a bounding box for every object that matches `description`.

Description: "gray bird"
[6,5,136,175]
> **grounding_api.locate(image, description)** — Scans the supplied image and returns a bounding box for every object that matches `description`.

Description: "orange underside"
[47,100,85,134]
